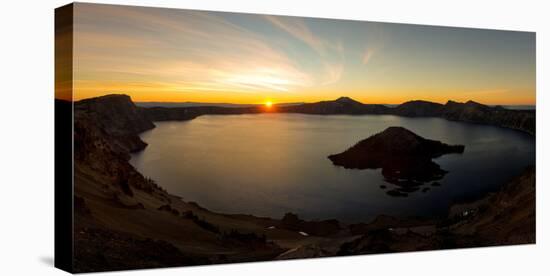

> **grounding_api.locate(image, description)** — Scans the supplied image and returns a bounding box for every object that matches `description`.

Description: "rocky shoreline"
[70,94,535,272]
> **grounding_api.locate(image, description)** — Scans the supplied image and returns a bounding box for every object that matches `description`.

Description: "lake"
[130,114,535,223]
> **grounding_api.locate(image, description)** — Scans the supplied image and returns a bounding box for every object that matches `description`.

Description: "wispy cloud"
[264,15,328,56]
[264,15,344,86]
[321,63,343,86]
[362,49,375,65]
[70,4,535,105]
[359,23,389,67]
[74,4,316,95]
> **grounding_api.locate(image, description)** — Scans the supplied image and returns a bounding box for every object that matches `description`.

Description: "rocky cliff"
[75,94,155,153]
[441,100,535,135]
[74,95,163,196]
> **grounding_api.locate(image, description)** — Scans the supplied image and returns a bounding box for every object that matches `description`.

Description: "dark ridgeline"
[393,99,535,135]
[142,96,535,135]
[143,105,264,121]
[328,127,465,197]
[277,96,390,114]
[392,100,445,117]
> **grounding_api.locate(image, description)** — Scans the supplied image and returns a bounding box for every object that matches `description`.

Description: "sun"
[265,101,273,108]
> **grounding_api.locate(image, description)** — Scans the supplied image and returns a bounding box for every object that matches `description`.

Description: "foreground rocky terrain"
[69,94,535,272]
[338,166,535,255]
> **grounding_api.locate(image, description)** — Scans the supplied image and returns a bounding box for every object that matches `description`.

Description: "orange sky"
[66,3,536,105]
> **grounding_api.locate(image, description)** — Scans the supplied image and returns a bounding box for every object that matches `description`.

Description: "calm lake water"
[130,114,535,223]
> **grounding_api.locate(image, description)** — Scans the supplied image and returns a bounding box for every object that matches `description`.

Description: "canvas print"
[55,3,536,273]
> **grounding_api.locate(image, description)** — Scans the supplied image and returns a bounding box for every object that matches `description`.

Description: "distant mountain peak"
[335,96,362,104]
[402,100,439,105]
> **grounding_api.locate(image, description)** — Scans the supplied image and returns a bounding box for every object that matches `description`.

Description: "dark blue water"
[130,114,535,223]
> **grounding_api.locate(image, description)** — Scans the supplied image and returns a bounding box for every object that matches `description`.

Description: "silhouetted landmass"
[71,94,535,271]
[393,100,444,117]
[328,127,465,169]
[328,127,464,196]
[278,96,390,114]
[394,99,535,135]
[76,94,155,152]
[142,96,535,135]
[136,101,304,108]
[143,105,263,121]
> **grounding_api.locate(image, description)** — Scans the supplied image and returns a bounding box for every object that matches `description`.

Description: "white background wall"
[0,0,548,275]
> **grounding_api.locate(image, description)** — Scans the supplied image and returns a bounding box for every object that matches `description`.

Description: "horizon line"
[67,94,536,106]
